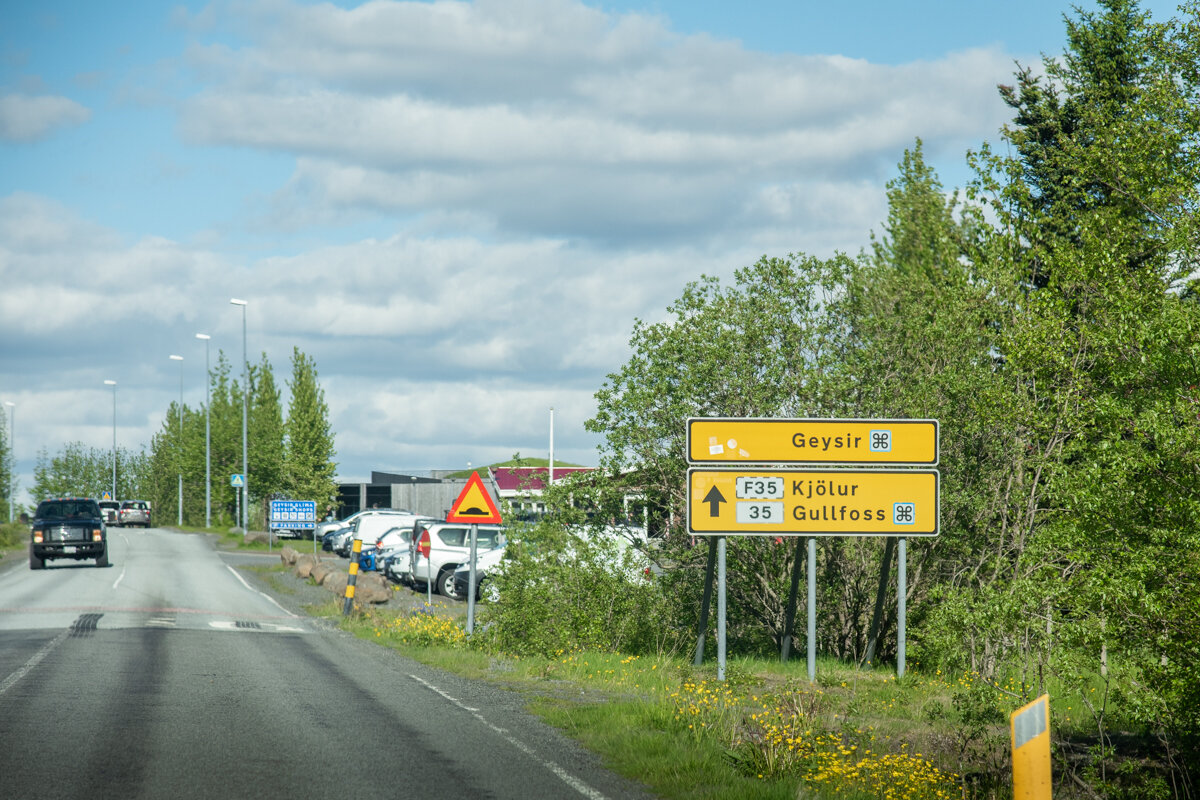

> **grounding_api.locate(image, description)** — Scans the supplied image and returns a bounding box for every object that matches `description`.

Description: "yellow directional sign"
[688,418,938,466]
[687,468,939,536]
[1011,695,1052,799]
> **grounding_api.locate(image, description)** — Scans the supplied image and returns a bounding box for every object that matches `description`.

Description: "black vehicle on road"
[30,497,109,569]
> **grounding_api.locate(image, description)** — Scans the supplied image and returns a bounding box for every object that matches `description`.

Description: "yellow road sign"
[447,471,503,524]
[688,418,938,465]
[1011,695,1052,799]
[687,468,939,536]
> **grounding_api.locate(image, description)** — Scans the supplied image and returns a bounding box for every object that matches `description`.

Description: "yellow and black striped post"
[342,538,362,616]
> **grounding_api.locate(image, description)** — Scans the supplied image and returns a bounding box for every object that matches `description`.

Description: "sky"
[0,0,1187,503]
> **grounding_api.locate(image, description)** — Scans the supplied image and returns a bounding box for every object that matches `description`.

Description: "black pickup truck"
[30,497,109,569]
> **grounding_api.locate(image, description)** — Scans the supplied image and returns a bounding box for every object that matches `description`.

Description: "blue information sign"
[269,499,317,530]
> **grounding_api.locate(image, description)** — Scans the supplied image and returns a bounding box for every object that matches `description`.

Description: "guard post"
[342,538,362,616]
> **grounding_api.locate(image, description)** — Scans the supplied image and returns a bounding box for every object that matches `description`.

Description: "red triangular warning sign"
[447,471,503,524]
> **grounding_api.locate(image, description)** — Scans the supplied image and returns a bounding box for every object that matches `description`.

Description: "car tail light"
[92,530,103,541]
[33,531,44,543]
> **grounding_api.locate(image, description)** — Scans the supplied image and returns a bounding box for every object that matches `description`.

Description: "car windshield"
[37,501,98,520]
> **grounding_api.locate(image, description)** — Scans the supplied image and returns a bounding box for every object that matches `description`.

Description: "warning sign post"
[447,471,503,524]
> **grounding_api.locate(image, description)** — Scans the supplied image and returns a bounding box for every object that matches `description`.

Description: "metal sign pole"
[693,538,717,666]
[807,537,816,682]
[717,536,726,681]
[898,537,907,679]
[466,523,478,634]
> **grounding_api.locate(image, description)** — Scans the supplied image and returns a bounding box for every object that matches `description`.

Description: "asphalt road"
[0,528,654,800]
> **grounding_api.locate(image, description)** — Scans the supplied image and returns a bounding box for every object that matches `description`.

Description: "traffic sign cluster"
[686,418,940,537]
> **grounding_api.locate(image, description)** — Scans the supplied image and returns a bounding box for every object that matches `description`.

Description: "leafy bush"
[0,521,27,553]
[476,522,684,658]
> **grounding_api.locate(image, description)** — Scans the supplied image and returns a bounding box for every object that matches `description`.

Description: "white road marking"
[0,630,69,697]
[226,565,297,618]
[208,620,307,634]
[408,674,610,800]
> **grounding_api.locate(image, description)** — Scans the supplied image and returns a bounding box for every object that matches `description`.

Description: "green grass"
[332,603,981,800]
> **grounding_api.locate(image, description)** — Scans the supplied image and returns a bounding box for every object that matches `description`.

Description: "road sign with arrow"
[687,467,939,536]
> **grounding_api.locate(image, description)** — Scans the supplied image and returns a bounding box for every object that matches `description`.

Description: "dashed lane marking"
[408,673,610,800]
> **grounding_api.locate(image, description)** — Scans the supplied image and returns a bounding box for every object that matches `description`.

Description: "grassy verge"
[333,602,977,800]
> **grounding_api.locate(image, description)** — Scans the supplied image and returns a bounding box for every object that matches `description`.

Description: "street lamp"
[230,298,248,535]
[196,333,211,529]
[170,354,184,526]
[4,401,13,522]
[104,380,116,499]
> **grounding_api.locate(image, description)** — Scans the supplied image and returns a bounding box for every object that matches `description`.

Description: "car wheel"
[96,550,109,568]
[30,552,44,570]
[436,567,459,599]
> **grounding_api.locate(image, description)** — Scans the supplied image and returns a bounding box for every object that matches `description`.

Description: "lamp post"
[103,381,117,499]
[4,401,13,522]
[230,298,248,534]
[170,354,184,526]
[196,334,211,529]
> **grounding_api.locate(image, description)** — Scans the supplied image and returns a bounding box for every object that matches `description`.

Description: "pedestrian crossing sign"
[231,474,245,488]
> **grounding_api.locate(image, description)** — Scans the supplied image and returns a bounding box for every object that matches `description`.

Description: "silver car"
[117,500,151,528]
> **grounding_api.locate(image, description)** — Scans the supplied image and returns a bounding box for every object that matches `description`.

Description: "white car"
[408,522,504,598]
[351,510,422,547]
[452,545,506,601]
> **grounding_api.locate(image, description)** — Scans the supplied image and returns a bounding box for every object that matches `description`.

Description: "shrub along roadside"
[0,521,27,556]
[335,594,1184,800]
[344,602,977,800]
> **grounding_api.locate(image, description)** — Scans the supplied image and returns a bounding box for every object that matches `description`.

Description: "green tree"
[957,0,1200,779]
[588,254,852,654]
[209,351,244,527]
[249,352,285,502]
[283,348,337,508]
[30,442,147,500]
[0,411,12,515]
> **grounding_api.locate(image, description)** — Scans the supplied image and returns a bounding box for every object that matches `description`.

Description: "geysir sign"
[688,417,938,466]
[688,468,938,536]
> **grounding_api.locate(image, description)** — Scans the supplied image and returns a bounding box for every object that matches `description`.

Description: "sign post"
[688,418,938,466]
[1011,694,1052,799]
[231,474,245,534]
[447,472,502,634]
[686,417,940,683]
[269,499,316,554]
[687,468,939,537]
[417,529,432,607]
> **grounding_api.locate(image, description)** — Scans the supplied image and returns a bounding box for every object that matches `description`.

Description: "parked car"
[452,545,506,601]
[330,527,357,557]
[30,497,108,569]
[345,510,421,557]
[313,509,371,542]
[408,522,504,598]
[117,500,151,528]
[321,525,350,552]
[373,517,436,585]
[98,500,120,525]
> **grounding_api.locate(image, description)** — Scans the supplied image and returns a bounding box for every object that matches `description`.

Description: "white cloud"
[0,93,90,142]
[2,0,1029,489]
[175,1,1013,247]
